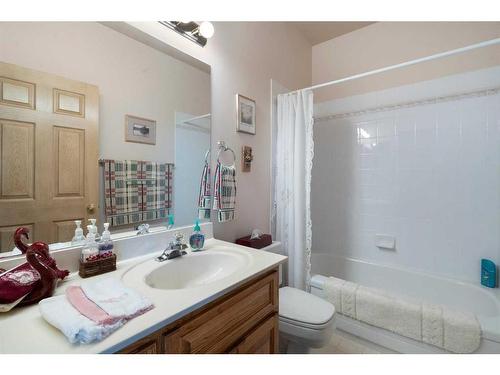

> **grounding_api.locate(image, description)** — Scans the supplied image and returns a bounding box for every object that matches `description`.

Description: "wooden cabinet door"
[229,314,279,354]
[119,335,161,354]
[164,271,278,354]
[0,61,99,253]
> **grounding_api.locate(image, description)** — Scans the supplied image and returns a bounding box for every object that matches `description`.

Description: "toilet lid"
[279,287,335,327]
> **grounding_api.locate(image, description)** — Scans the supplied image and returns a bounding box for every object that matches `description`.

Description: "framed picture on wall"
[236,94,256,135]
[124,115,156,145]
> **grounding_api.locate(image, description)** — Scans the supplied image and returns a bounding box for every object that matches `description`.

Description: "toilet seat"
[279,287,335,329]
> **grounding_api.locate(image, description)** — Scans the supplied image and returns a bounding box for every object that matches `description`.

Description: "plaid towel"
[212,162,236,222]
[103,160,173,226]
[198,161,211,220]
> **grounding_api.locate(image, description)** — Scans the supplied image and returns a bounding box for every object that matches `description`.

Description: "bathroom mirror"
[174,113,212,227]
[0,22,211,258]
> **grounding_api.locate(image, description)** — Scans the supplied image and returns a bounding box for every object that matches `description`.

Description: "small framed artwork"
[236,94,256,135]
[125,115,156,145]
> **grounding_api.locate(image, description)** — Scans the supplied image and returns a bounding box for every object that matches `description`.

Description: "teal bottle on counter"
[189,219,205,251]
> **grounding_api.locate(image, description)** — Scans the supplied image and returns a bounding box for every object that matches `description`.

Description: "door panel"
[0,61,99,250]
[53,219,84,243]
[0,119,35,199]
[0,224,34,254]
[53,126,85,197]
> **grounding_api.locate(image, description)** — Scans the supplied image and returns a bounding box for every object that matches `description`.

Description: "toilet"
[278,286,336,353]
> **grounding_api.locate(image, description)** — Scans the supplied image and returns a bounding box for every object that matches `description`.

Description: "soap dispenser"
[88,218,100,242]
[71,220,85,245]
[167,214,175,229]
[189,219,205,251]
[98,223,114,257]
[81,225,99,262]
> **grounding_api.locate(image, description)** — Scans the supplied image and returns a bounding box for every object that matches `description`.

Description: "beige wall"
[0,21,312,242]
[126,22,312,241]
[312,22,500,102]
[0,22,210,164]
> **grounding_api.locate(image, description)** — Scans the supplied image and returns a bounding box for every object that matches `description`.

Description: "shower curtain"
[275,90,314,291]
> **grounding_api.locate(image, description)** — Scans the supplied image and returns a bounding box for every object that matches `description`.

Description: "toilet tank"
[259,241,284,286]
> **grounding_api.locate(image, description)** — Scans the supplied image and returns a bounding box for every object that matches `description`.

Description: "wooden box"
[79,254,117,278]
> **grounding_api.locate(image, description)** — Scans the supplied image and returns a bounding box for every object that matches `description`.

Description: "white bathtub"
[310,253,500,353]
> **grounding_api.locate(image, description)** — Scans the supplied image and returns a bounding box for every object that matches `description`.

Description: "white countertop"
[0,238,286,354]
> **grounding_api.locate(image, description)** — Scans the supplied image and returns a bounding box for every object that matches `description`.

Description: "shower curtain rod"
[287,37,500,95]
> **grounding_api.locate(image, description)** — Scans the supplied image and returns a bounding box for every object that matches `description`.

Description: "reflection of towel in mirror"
[212,162,236,222]
[198,161,211,220]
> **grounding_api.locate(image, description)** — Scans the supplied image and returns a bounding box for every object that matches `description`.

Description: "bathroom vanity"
[0,225,286,354]
[120,269,279,354]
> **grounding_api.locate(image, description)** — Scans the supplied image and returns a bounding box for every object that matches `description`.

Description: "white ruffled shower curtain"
[275,90,314,291]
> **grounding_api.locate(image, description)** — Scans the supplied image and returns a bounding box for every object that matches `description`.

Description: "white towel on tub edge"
[443,308,481,353]
[356,286,421,341]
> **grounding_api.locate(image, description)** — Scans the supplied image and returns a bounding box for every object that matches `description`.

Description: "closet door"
[0,61,99,250]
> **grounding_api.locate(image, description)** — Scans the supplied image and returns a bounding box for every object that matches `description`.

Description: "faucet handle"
[174,232,184,242]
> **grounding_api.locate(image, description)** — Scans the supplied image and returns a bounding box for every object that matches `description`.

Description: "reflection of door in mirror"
[174,112,211,227]
[0,61,99,256]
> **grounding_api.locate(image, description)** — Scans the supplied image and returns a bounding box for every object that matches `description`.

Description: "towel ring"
[204,149,210,164]
[216,141,236,167]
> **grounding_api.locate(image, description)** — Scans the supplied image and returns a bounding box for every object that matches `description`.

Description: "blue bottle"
[481,259,497,288]
[167,214,175,229]
[189,219,205,251]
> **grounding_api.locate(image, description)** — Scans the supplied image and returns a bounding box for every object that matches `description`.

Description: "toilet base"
[280,338,311,354]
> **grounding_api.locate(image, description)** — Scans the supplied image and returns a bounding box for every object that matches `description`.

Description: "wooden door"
[0,61,99,252]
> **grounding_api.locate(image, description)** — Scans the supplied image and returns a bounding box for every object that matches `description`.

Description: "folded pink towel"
[66,286,116,325]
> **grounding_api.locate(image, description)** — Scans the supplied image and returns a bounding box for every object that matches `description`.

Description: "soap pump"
[81,225,99,262]
[98,223,114,257]
[88,218,100,241]
[167,214,175,229]
[189,219,205,251]
[71,220,85,245]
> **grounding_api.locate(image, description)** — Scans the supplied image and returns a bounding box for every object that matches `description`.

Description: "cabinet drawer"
[164,270,278,353]
[229,314,279,354]
[121,336,161,354]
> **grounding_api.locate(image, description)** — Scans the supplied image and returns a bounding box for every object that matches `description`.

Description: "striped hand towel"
[212,162,236,222]
[198,161,211,220]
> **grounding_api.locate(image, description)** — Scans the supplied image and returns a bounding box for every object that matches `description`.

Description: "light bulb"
[199,21,214,38]
[179,20,191,24]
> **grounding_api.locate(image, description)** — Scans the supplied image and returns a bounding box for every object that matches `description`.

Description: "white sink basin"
[143,249,250,290]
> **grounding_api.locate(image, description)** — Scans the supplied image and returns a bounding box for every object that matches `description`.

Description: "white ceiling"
[290,22,375,45]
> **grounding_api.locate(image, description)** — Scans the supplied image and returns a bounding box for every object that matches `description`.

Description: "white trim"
[314,86,500,122]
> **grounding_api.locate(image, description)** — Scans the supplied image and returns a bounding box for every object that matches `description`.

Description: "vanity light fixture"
[159,21,214,47]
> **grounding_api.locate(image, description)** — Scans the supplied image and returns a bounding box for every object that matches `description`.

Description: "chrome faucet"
[136,223,150,235]
[156,232,188,262]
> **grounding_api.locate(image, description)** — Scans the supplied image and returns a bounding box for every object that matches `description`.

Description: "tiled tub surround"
[312,66,500,284]
[310,67,500,353]
[0,223,286,353]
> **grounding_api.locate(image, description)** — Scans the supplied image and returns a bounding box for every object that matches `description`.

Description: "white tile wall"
[312,69,500,283]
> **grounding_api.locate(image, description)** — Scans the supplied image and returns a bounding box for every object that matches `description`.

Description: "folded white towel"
[322,276,482,353]
[80,278,153,319]
[324,277,344,311]
[356,286,422,341]
[422,303,444,348]
[443,308,481,353]
[341,280,358,319]
[39,295,123,344]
